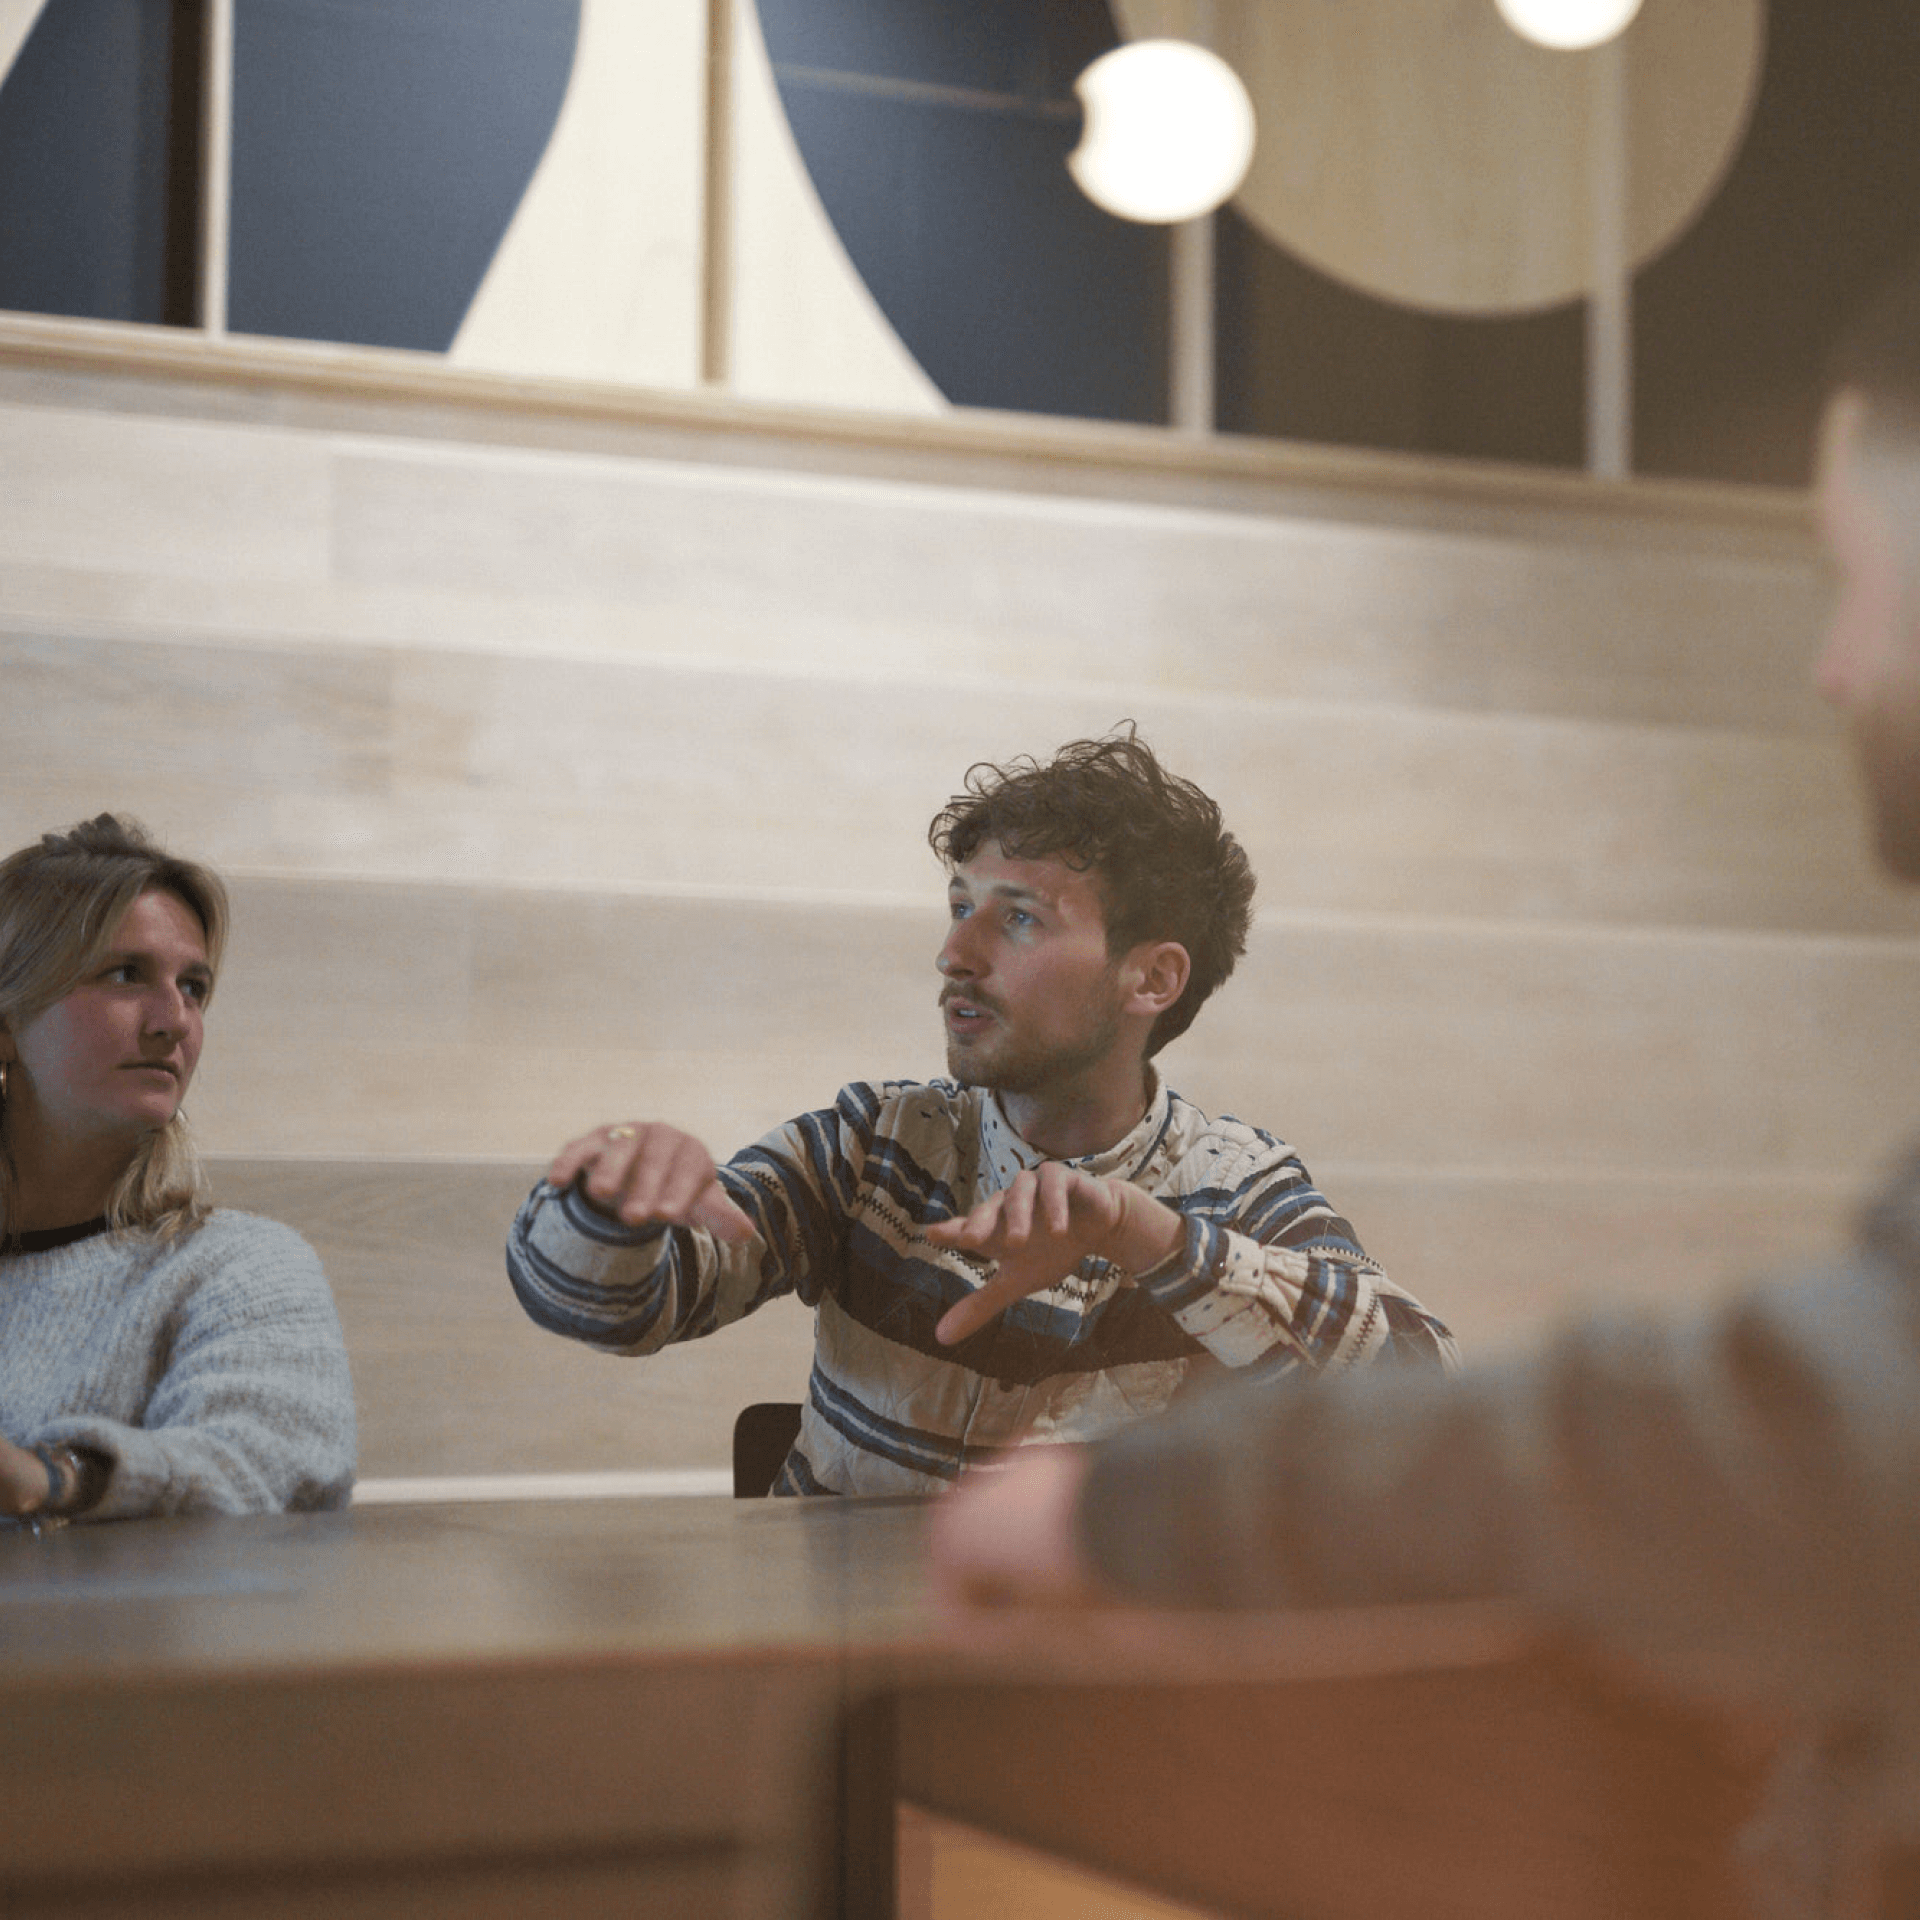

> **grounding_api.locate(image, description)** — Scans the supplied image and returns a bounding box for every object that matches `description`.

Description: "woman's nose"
[144,984,192,1036]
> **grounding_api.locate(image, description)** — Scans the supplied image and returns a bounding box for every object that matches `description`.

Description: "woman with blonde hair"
[0,815,354,1529]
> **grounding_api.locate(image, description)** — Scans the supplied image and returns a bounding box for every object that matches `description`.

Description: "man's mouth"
[940,993,996,1030]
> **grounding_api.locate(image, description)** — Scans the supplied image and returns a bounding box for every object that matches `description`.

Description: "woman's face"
[2,889,213,1152]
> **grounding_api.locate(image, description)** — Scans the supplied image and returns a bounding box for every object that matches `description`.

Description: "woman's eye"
[183,977,212,1003]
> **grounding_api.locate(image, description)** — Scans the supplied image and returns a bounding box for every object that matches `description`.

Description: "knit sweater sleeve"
[1135,1126,1457,1379]
[505,1087,877,1352]
[27,1211,357,1520]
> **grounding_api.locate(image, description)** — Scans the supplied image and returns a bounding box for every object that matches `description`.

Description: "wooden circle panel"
[1117,0,1764,314]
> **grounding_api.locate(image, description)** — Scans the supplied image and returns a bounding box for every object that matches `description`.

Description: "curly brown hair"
[927,725,1254,1057]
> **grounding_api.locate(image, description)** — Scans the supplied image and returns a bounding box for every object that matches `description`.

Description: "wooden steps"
[4,332,1896,1481]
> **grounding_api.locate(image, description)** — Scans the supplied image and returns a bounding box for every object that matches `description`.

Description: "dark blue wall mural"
[4,0,1920,484]
[229,0,579,351]
[753,0,1168,426]
[0,0,189,326]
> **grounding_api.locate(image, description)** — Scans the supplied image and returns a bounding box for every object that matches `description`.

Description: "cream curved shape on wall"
[0,1,48,84]
[725,0,944,415]
[452,0,941,415]
[449,0,703,388]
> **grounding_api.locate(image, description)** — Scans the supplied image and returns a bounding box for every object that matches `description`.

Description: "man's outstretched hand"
[925,1164,1184,1346]
[547,1122,755,1242]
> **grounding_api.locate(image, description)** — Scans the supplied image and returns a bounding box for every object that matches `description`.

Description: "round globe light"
[1493,0,1644,52]
[1069,39,1256,225]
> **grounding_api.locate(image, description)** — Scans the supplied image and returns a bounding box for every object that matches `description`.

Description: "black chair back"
[732,1401,804,1498]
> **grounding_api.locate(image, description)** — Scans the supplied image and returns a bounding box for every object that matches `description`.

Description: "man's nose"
[937,920,977,976]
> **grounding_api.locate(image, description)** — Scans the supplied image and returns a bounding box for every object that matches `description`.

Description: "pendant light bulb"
[1493,0,1644,51]
[1069,39,1256,225]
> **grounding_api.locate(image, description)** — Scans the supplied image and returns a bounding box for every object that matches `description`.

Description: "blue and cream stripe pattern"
[507,1076,1457,1497]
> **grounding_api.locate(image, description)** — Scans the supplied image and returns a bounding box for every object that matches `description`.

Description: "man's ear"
[1124,941,1191,1018]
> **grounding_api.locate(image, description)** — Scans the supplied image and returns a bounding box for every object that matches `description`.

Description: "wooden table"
[0,1495,938,1920]
[0,1497,1780,1920]
[889,1606,1779,1920]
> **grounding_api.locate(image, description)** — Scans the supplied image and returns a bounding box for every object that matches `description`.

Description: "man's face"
[1815,393,1920,881]
[937,844,1133,1096]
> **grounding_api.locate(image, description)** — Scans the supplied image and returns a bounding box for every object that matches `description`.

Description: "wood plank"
[894,1655,1770,1920]
[169,879,1920,1184]
[209,1150,1861,1481]
[3,631,1908,936]
[0,385,1821,734]
[207,1157,816,1479]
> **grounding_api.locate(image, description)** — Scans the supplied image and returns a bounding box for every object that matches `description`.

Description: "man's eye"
[1006,909,1034,928]
[949,899,970,921]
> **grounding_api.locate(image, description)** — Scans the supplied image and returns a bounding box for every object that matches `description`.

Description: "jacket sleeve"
[45,1220,357,1519]
[505,1092,871,1354]
[1133,1145,1458,1380]
[1078,1220,1920,1749]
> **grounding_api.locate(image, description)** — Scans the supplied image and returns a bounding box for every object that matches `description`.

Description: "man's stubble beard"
[945,1009,1124,1096]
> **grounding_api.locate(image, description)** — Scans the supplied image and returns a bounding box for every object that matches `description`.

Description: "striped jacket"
[507,1076,1457,1496]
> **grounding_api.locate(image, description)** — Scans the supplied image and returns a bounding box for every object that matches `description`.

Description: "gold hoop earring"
[0,1060,9,1101]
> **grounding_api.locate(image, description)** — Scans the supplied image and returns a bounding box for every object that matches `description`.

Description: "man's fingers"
[546,1125,627,1191]
[1039,1162,1076,1237]
[935,1271,1023,1346]
[549,1123,743,1236]
[999,1175,1037,1248]
[925,1194,1004,1250]
[693,1183,756,1244]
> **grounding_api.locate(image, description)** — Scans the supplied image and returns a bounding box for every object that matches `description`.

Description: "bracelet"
[28,1443,108,1519]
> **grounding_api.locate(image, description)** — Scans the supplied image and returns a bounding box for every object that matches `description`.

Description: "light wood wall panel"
[208,1152,1863,1478]
[6,631,1910,938]
[0,391,1822,730]
[0,345,1899,1482]
[206,1158,816,1478]
[179,879,1920,1190]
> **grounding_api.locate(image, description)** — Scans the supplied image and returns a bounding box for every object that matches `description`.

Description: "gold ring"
[607,1125,637,1142]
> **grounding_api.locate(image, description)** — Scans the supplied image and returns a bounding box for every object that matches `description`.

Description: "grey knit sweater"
[1,1209,356,1521]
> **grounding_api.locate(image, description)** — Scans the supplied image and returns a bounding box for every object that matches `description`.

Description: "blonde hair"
[0,815,229,1243]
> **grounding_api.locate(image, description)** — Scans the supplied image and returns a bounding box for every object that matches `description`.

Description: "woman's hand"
[0,1435,50,1517]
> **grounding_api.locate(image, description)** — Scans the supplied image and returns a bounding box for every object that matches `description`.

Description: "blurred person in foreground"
[0,815,354,1530]
[933,266,1920,1854]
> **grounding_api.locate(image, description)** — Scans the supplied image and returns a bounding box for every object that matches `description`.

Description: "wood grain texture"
[4,630,1910,936]
[0,384,1821,734]
[171,879,1920,1183]
[209,1154,1862,1477]
[896,1656,1769,1920]
[0,1499,936,1920]
[207,1157,817,1479]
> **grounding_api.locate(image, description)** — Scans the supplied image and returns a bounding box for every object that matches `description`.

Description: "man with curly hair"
[508,727,1454,1496]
